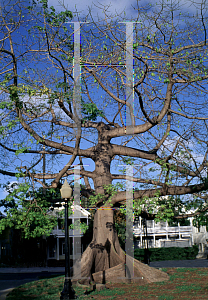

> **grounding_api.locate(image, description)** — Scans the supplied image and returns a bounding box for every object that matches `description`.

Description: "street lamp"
[60,179,77,300]
[142,213,150,265]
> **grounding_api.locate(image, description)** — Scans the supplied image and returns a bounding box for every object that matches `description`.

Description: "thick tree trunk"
[72,208,169,285]
[72,136,169,285]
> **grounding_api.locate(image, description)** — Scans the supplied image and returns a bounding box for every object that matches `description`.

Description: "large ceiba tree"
[1,0,208,285]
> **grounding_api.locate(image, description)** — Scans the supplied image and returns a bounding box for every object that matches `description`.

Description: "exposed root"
[71,239,169,286]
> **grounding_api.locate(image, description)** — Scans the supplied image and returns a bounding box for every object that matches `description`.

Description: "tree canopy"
[0,0,208,238]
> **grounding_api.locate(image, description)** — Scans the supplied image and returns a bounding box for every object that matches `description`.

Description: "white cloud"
[20,92,72,123]
[47,0,208,20]
[159,136,206,166]
[48,0,137,19]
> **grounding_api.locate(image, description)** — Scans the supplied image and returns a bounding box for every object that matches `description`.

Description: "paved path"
[0,268,64,300]
[0,267,65,273]
[1,260,208,299]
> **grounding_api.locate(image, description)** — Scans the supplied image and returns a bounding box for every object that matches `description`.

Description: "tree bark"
[72,207,169,285]
[71,126,169,286]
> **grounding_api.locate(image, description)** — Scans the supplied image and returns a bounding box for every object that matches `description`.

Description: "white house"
[133,209,208,258]
[46,204,91,265]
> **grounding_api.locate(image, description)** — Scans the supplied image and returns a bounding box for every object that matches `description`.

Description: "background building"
[133,213,208,258]
[46,204,91,267]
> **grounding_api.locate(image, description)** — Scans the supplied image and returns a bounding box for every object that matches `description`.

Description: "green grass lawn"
[6,274,125,300]
[6,268,208,300]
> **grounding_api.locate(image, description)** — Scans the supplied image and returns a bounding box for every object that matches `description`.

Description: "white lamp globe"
[60,179,72,199]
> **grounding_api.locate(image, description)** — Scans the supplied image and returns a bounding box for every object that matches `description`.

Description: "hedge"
[134,245,199,262]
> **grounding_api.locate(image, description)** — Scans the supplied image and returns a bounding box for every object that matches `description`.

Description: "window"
[59,238,73,255]
[146,220,153,227]
[159,221,166,227]
[59,239,65,255]
[134,217,140,227]
[62,243,65,255]
[58,219,64,230]
[48,244,56,258]
[74,237,82,255]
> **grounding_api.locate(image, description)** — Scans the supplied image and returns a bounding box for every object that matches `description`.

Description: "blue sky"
[47,0,205,19]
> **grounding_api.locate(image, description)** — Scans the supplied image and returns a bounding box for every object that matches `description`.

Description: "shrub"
[134,245,199,262]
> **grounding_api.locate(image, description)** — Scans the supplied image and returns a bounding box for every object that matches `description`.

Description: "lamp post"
[60,179,77,300]
[142,213,150,265]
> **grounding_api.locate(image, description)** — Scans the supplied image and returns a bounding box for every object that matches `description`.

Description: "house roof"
[47,204,91,219]
[69,205,91,218]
